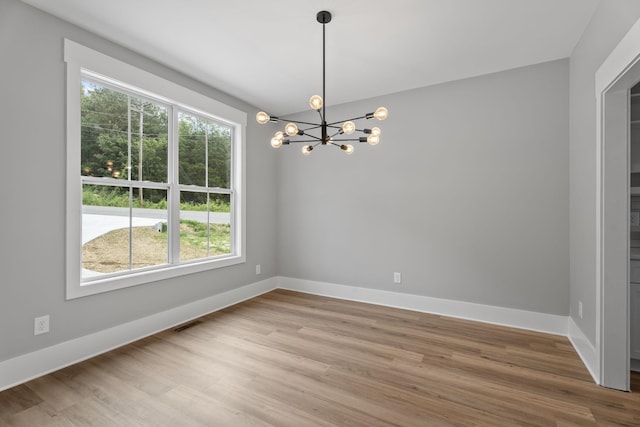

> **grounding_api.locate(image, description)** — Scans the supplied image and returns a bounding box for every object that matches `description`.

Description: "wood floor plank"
[158,385,273,427]
[0,384,42,416]
[1,289,640,426]
[204,380,340,427]
[297,326,425,363]
[5,401,76,427]
[61,397,143,427]
[25,375,86,412]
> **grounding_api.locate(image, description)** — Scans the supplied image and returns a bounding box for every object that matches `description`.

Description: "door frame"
[596,16,640,391]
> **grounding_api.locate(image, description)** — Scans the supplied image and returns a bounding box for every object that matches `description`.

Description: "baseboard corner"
[567,316,599,384]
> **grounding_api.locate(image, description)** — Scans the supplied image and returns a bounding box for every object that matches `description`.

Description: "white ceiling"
[22,0,599,115]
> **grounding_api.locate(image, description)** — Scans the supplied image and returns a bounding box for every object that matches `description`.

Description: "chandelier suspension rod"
[321,15,327,143]
[322,14,326,124]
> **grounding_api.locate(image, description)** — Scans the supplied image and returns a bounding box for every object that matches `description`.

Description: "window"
[65,40,246,299]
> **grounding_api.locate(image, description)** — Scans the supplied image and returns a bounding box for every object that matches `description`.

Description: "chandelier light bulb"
[309,95,323,111]
[274,131,284,141]
[301,145,313,155]
[341,144,355,154]
[367,134,380,146]
[371,127,381,136]
[374,107,388,121]
[285,123,299,136]
[342,121,356,135]
[271,137,282,148]
[256,111,270,124]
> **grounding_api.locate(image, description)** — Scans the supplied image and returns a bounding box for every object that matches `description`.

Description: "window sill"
[67,254,245,299]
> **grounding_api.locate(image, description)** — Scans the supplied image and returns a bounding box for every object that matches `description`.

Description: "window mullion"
[127,95,132,181]
[205,124,210,258]
[127,95,133,270]
[81,177,169,189]
[168,106,180,264]
[230,127,236,256]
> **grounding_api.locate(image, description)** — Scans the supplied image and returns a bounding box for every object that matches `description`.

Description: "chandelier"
[255,10,388,155]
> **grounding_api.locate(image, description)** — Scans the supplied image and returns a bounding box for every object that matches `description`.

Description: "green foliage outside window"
[80,81,232,206]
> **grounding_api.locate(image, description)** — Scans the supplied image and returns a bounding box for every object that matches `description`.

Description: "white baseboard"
[0,277,277,392]
[567,316,600,384]
[277,277,568,336]
[1,276,599,393]
[632,358,640,373]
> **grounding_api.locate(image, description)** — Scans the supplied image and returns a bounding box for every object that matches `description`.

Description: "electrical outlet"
[578,301,583,319]
[256,264,261,275]
[34,315,50,336]
[394,272,402,284]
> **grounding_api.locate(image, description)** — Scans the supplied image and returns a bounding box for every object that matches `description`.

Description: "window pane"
[208,193,232,255]
[179,192,231,262]
[132,188,168,270]
[178,112,232,189]
[81,80,168,182]
[82,184,168,278]
[81,81,128,179]
[208,123,231,188]
[130,98,168,183]
[178,113,206,186]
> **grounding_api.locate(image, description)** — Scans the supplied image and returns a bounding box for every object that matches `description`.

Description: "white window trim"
[65,39,246,299]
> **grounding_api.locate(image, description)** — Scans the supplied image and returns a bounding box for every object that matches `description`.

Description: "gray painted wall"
[277,59,570,315]
[0,0,277,362]
[569,0,640,345]
[7,0,638,367]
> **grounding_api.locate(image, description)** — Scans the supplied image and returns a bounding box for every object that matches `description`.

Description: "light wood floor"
[1,290,639,426]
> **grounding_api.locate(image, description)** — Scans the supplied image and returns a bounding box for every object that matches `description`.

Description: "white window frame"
[65,39,246,299]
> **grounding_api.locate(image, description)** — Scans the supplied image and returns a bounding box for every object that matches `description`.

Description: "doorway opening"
[630,82,640,388]
[597,17,640,391]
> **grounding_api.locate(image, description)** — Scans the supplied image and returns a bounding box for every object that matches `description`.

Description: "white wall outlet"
[394,272,402,284]
[578,300,583,319]
[34,315,50,335]
[256,264,261,275]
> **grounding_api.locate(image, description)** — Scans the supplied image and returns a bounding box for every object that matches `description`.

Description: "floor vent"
[173,320,202,332]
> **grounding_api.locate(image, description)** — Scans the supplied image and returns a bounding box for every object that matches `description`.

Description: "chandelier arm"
[325,115,369,126]
[300,133,323,141]
[284,139,323,143]
[300,125,324,132]
[275,118,322,127]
